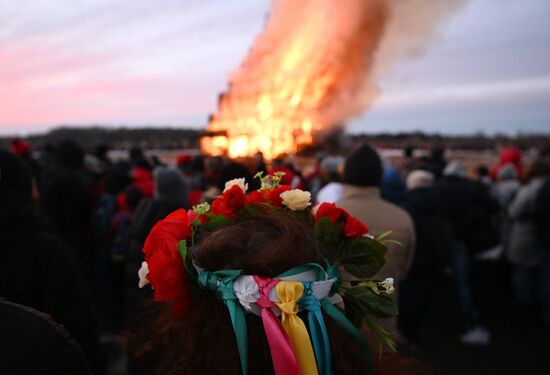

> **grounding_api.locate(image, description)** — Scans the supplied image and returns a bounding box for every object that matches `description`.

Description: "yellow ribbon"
[275,281,319,375]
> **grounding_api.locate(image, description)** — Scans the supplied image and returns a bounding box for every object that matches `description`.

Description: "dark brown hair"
[126,212,422,375]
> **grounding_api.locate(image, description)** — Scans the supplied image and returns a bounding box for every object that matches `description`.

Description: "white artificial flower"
[280,189,311,211]
[363,233,375,239]
[138,261,150,288]
[233,276,260,314]
[224,178,248,193]
[380,277,394,294]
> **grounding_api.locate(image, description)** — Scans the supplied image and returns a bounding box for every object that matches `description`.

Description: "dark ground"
[401,275,550,375]
[99,274,550,375]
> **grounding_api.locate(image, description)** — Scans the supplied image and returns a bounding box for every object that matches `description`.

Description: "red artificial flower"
[315,202,349,223]
[343,216,369,238]
[246,185,292,207]
[211,185,246,219]
[265,185,292,207]
[142,209,192,316]
[315,202,369,238]
[246,190,264,205]
[187,210,209,225]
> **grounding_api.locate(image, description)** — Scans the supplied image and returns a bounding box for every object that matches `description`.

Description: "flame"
[202,0,466,160]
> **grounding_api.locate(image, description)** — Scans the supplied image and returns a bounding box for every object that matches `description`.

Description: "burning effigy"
[201,0,465,160]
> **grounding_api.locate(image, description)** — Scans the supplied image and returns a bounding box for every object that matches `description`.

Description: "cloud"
[0,0,549,135]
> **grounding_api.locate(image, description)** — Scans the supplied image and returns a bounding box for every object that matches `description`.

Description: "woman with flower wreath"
[126,174,425,375]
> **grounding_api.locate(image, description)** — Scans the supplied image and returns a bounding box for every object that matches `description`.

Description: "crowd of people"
[1,137,549,374]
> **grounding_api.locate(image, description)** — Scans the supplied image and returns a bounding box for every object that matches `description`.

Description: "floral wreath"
[138,172,397,375]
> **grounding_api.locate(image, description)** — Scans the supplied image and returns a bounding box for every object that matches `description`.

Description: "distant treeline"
[1,126,549,152]
[0,127,203,151]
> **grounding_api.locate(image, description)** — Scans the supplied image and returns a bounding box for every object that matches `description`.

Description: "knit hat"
[153,167,188,207]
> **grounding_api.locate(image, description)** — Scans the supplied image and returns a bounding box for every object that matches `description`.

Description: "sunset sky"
[1,0,549,135]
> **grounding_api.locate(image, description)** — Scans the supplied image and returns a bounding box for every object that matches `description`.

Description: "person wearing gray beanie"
[153,167,189,209]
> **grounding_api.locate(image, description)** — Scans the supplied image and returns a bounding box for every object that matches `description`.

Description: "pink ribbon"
[253,276,301,375]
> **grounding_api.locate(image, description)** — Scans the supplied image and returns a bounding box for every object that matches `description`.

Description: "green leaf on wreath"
[315,216,343,247]
[340,237,387,278]
[343,285,398,318]
[177,240,197,278]
[204,214,233,231]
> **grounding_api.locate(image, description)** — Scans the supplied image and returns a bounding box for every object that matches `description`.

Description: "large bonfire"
[201,0,465,160]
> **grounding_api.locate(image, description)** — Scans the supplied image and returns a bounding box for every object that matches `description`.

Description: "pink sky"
[1,0,549,135]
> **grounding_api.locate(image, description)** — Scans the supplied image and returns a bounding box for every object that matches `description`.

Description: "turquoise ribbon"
[321,263,372,367]
[299,281,333,375]
[198,270,248,375]
[277,263,327,279]
[320,300,372,364]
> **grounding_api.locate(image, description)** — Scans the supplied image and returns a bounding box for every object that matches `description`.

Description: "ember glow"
[202,0,466,159]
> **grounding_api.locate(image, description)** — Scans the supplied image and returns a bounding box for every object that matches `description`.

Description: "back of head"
[320,155,344,182]
[525,158,550,181]
[496,163,518,181]
[343,144,383,187]
[406,170,435,190]
[0,299,91,375]
[218,162,253,191]
[0,150,32,197]
[127,212,372,375]
[54,140,84,170]
[153,167,188,208]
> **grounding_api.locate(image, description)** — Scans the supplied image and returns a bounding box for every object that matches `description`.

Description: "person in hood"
[490,146,523,181]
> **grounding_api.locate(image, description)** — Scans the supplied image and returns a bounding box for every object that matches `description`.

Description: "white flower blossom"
[138,261,150,288]
[363,233,375,239]
[224,178,248,193]
[233,276,260,313]
[380,277,394,294]
[280,189,311,211]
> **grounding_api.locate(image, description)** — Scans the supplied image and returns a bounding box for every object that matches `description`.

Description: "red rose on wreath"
[315,202,349,223]
[246,185,291,207]
[264,185,291,207]
[343,216,369,238]
[187,209,209,225]
[211,184,246,219]
[142,209,192,316]
[315,202,369,238]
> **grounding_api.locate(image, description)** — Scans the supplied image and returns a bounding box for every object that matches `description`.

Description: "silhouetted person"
[0,299,92,375]
[424,147,447,179]
[0,150,102,373]
[40,140,96,273]
[399,170,451,345]
[436,160,499,345]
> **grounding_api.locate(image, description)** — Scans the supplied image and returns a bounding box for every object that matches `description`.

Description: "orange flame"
[202,0,389,160]
[202,0,465,160]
